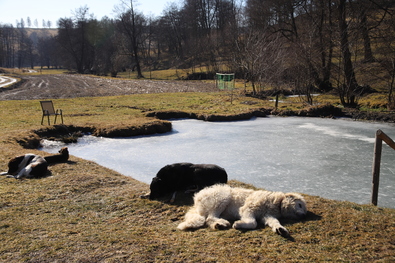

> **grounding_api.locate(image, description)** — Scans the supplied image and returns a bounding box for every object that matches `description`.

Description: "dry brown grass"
[1,84,395,262]
[1,165,395,262]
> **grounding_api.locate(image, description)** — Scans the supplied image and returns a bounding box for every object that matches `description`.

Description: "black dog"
[1,154,48,179]
[147,162,228,201]
[44,147,69,164]
[1,148,70,179]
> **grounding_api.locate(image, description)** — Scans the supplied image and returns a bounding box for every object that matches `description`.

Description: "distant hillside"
[26,28,57,37]
[24,28,57,46]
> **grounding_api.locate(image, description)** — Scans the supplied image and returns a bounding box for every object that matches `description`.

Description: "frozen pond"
[42,116,395,209]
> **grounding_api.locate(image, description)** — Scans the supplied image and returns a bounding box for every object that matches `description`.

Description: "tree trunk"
[130,3,144,79]
[360,12,375,63]
[120,2,144,79]
[388,59,395,110]
[338,0,359,107]
[321,0,334,91]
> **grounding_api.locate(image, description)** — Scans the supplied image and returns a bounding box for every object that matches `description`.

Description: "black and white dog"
[1,154,48,179]
[146,162,228,202]
[1,147,69,179]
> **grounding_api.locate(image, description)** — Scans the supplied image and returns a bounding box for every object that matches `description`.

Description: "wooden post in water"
[275,94,279,110]
[371,129,395,206]
[371,130,383,206]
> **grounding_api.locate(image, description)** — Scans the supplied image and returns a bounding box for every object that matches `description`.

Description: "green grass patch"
[0,92,274,137]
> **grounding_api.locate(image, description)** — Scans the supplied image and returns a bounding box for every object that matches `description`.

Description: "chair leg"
[41,115,44,125]
[54,114,57,124]
[47,115,50,125]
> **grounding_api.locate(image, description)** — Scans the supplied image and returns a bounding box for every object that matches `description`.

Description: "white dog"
[177,184,307,237]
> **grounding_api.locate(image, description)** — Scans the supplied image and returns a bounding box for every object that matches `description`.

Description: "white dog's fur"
[177,184,307,236]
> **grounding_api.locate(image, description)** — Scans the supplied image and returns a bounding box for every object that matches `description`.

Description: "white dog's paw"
[274,226,289,237]
[177,222,188,230]
[0,172,8,176]
[140,193,150,199]
[232,221,244,229]
[212,219,231,230]
[232,220,257,230]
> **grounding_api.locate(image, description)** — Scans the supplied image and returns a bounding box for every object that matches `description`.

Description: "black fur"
[44,147,69,164]
[7,155,28,175]
[149,162,228,200]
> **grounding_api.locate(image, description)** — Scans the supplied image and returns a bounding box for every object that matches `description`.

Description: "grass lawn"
[1,87,395,262]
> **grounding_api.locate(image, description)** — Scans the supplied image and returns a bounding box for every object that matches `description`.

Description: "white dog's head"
[280,193,307,219]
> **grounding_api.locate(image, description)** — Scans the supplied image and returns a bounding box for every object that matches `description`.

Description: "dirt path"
[0,75,18,88]
[0,74,217,100]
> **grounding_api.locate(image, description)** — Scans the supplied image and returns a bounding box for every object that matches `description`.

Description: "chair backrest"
[40,101,56,115]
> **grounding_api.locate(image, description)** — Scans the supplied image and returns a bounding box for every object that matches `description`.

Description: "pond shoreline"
[40,115,395,209]
[15,103,395,149]
[147,104,395,123]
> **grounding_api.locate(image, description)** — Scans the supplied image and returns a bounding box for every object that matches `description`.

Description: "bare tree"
[15,20,31,69]
[337,0,359,107]
[158,4,186,63]
[38,36,56,68]
[56,7,95,73]
[91,18,126,77]
[375,6,395,109]
[117,1,145,78]
[0,25,17,68]
[307,0,335,92]
[233,28,285,94]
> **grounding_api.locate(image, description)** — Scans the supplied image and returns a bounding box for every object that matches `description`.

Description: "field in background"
[0,70,395,261]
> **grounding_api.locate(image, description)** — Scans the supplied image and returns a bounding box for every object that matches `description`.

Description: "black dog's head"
[58,147,69,161]
[59,147,69,155]
[149,177,166,199]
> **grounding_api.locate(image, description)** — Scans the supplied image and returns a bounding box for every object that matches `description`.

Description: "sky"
[0,0,174,27]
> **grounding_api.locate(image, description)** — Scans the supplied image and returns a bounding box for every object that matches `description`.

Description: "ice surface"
[41,116,395,208]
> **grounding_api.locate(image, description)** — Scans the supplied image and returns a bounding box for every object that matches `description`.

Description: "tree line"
[0,0,394,108]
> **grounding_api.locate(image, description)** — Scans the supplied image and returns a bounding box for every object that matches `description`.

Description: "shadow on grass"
[178,212,322,241]
[47,160,77,166]
[151,191,195,206]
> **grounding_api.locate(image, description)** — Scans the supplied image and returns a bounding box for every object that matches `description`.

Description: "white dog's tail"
[177,207,206,230]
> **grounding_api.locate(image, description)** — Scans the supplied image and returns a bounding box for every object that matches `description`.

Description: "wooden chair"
[40,101,63,125]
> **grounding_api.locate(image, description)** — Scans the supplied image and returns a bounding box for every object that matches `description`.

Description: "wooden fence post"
[371,129,395,206]
[275,94,279,110]
[371,130,383,206]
